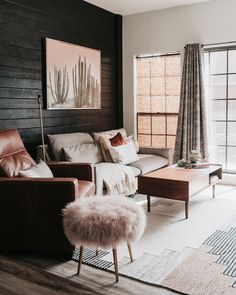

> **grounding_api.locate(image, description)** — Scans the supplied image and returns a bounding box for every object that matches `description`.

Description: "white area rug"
[73,185,236,294]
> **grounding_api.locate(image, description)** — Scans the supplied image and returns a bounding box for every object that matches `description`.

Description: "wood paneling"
[0,0,123,157]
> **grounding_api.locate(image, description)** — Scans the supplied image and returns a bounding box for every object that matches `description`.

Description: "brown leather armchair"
[0,129,95,256]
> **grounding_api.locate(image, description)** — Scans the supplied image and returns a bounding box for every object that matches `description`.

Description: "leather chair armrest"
[47,162,95,182]
[139,147,174,165]
[0,177,78,253]
[0,177,79,201]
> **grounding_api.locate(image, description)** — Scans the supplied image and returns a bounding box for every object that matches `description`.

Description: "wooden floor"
[0,254,181,295]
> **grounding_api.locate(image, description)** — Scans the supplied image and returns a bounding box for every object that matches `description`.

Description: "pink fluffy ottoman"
[63,195,146,282]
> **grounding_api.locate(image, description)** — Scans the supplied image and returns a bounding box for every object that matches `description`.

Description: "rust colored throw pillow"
[109,132,125,147]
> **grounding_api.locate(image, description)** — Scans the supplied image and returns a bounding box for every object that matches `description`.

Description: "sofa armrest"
[47,162,95,182]
[0,177,78,201]
[139,147,174,165]
[0,177,78,253]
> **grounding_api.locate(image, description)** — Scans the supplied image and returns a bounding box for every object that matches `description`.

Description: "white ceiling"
[85,0,214,16]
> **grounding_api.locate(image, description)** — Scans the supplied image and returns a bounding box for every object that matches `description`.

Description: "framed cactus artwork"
[46,38,101,109]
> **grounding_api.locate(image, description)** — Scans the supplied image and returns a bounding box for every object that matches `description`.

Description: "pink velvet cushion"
[0,129,36,177]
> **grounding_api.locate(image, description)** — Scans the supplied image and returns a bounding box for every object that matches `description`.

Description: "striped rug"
[204,227,236,285]
[73,217,236,294]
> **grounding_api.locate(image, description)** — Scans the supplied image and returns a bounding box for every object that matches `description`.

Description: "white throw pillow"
[126,134,139,153]
[109,142,139,165]
[63,143,103,163]
[18,160,54,178]
[48,132,94,161]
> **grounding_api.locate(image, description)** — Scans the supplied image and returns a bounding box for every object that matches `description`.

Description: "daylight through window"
[136,54,181,149]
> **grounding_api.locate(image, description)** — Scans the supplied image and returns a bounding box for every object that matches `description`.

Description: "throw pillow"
[48,132,94,161]
[92,128,127,142]
[99,135,113,162]
[109,142,139,165]
[18,160,54,178]
[126,134,140,153]
[62,143,103,163]
[109,132,126,147]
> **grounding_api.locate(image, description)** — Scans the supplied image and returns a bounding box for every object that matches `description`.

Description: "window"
[205,47,236,173]
[136,54,181,149]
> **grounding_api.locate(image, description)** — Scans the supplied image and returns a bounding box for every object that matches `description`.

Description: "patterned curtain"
[174,43,208,163]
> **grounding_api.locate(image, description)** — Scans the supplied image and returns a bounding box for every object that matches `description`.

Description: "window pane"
[137,59,150,77]
[210,75,227,99]
[210,51,227,74]
[137,96,151,113]
[167,115,178,135]
[151,57,165,77]
[210,122,226,145]
[138,114,151,134]
[152,115,165,134]
[151,77,165,95]
[227,147,236,171]
[137,78,150,95]
[166,55,181,76]
[152,135,166,147]
[228,50,236,73]
[228,122,236,146]
[166,76,181,96]
[209,146,226,168]
[151,96,165,113]
[228,74,236,98]
[138,134,151,146]
[136,54,180,149]
[228,100,236,120]
[211,100,226,120]
[166,96,180,113]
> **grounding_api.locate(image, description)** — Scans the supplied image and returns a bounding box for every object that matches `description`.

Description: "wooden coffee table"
[138,165,222,219]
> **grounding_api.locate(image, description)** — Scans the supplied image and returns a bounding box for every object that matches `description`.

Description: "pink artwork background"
[46,38,101,109]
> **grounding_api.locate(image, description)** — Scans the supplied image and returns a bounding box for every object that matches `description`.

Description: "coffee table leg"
[185,200,189,219]
[147,195,151,212]
[212,184,215,199]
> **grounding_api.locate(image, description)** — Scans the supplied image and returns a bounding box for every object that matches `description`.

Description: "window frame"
[204,45,236,174]
[135,52,181,149]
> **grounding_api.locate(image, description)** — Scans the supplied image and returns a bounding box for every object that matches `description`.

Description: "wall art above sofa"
[46,38,101,110]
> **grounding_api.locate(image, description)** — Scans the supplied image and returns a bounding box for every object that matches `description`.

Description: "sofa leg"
[112,248,119,282]
[77,246,83,274]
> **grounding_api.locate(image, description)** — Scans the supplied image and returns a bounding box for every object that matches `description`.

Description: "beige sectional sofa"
[41,128,173,195]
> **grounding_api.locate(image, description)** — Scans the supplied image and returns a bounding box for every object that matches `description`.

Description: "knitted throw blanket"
[99,163,136,196]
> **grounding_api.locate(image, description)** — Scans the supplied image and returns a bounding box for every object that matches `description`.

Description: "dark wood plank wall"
[0,0,123,157]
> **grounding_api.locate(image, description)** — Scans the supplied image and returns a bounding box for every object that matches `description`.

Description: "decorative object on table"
[174,44,208,163]
[46,38,101,109]
[176,149,210,169]
[189,149,203,163]
[38,95,46,162]
[63,195,146,282]
[176,159,191,168]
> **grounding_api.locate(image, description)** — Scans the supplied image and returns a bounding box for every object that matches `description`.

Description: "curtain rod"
[202,40,236,47]
[136,52,180,59]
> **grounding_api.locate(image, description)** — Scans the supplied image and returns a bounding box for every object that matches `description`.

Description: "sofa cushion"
[19,160,54,178]
[0,129,36,177]
[109,132,126,147]
[48,132,94,161]
[126,134,139,153]
[92,128,127,142]
[109,142,139,165]
[63,143,103,164]
[129,154,168,175]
